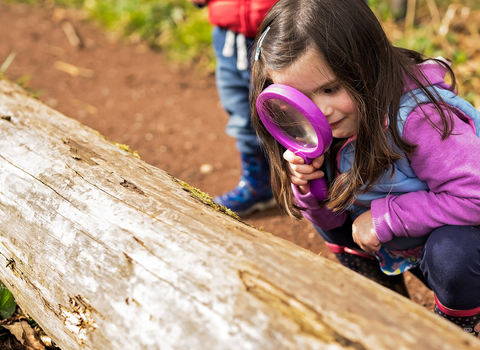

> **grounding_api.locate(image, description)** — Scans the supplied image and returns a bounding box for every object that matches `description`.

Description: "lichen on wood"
[92,130,140,159]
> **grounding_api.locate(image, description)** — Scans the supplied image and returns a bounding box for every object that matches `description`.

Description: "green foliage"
[368,0,480,104]
[368,0,395,21]
[27,317,38,327]
[157,6,214,71]
[6,0,84,6]
[14,76,43,99]
[7,0,214,70]
[452,49,468,65]
[82,0,213,69]
[0,281,16,319]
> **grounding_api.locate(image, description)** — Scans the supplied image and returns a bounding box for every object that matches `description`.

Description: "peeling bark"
[0,79,477,350]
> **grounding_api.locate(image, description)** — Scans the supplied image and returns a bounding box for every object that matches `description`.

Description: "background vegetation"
[6,0,215,70]
[4,0,480,105]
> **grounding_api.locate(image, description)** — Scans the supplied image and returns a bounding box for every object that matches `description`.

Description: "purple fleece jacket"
[293,62,480,242]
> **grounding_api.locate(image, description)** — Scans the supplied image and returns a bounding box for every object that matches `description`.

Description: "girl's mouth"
[329,118,343,129]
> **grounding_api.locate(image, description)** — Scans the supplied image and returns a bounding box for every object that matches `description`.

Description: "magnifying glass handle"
[310,177,328,201]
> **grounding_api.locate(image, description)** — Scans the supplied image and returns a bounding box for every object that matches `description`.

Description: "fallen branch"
[0,79,477,350]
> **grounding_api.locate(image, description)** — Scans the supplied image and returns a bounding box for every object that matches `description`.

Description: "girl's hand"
[283,149,325,195]
[352,210,382,254]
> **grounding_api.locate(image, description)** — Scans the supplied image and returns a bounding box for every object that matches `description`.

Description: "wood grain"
[0,79,477,350]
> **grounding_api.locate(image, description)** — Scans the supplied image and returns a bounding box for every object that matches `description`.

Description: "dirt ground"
[0,0,434,343]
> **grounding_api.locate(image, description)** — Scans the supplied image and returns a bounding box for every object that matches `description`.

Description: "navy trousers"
[315,219,480,310]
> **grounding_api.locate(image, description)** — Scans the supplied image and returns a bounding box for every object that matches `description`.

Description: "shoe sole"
[236,198,277,217]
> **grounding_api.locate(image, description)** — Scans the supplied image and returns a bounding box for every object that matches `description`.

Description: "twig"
[61,21,83,49]
[54,61,94,78]
[404,0,416,38]
[439,4,457,37]
[425,0,453,57]
[0,52,16,75]
[425,0,441,34]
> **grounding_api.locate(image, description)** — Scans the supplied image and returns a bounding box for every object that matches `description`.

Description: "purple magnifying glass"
[256,84,333,200]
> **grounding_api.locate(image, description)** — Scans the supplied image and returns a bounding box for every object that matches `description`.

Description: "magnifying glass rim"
[256,83,333,161]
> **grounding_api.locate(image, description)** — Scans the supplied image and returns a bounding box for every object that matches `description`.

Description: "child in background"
[251,0,480,337]
[189,0,277,216]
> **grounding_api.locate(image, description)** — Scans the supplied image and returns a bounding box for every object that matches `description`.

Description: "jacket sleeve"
[292,185,348,230]
[371,104,480,242]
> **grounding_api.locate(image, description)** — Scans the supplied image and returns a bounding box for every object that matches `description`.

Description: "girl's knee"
[422,226,480,270]
[421,226,480,309]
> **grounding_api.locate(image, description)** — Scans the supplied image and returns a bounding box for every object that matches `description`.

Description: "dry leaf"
[2,320,46,350]
[0,315,26,325]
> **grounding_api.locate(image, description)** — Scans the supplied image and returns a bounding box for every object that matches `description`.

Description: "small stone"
[200,164,213,174]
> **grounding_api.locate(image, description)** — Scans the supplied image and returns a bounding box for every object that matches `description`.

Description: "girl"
[251,0,480,337]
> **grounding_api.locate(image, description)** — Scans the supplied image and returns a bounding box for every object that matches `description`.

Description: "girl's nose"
[316,101,333,117]
[312,96,333,117]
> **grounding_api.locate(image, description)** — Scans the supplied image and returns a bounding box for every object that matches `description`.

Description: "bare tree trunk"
[0,79,476,350]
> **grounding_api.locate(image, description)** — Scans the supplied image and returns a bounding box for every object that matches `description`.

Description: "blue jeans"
[212,27,262,155]
[315,221,480,310]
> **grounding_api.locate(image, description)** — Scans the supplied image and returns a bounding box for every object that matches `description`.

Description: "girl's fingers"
[311,154,325,169]
[283,149,304,164]
[284,150,325,170]
[289,163,315,175]
[291,169,324,181]
[290,176,309,187]
[284,149,325,189]
[289,170,324,186]
[288,162,324,178]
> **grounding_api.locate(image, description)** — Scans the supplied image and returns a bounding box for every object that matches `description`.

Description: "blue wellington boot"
[214,153,276,217]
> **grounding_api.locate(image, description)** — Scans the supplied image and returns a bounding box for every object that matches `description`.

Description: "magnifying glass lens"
[264,98,318,149]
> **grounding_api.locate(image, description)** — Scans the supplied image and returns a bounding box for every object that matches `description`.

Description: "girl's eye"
[324,86,340,94]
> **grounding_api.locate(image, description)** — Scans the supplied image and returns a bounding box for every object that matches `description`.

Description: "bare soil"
[0,0,434,342]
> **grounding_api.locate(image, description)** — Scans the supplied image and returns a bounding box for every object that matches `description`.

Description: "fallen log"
[0,79,477,350]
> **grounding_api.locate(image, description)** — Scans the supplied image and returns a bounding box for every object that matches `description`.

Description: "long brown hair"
[250,0,456,218]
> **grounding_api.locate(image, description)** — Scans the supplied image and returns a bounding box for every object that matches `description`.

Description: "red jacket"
[207,0,277,38]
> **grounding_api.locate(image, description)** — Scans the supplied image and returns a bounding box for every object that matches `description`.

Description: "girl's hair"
[250,0,457,218]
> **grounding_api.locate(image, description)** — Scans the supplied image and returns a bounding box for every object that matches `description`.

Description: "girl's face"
[269,50,358,139]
